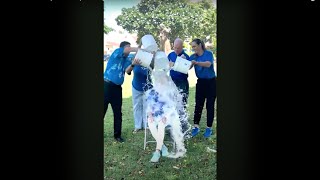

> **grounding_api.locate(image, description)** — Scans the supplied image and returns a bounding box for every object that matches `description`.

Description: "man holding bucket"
[167,38,191,133]
[124,35,158,133]
[125,57,152,134]
[104,41,139,143]
[168,38,191,104]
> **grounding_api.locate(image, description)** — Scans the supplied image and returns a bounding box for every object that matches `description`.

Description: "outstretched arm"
[124,47,139,54]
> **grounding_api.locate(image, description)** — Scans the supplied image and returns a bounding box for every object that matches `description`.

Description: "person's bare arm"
[195,61,212,67]
[190,60,211,68]
[124,47,139,54]
[125,58,141,75]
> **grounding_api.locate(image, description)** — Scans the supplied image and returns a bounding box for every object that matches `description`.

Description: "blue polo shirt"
[132,65,151,91]
[190,50,216,79]
[168,50,190,80]
[104,47,132,85]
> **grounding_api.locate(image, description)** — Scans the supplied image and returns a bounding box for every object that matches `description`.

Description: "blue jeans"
[132,86,147,129]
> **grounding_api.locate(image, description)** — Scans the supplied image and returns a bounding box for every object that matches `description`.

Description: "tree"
[115,0,216,53]
[104,25,114,34]
[189,0,216,53]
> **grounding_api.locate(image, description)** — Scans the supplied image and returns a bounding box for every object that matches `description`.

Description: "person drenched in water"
[146,71,171,163]
[146,70,186,162]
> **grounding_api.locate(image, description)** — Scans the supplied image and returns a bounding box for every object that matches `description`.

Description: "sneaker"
[150,151,161,163]
[114,137,125,143]
[132,128,141,134]
[203,128,212,138]
[161,145,169,157]
[191,127,200,137]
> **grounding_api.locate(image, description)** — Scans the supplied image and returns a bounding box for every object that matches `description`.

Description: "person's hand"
[180,54,186,59]
[132,58,142,65]
[169,61,174,67]
[190,60,197,69]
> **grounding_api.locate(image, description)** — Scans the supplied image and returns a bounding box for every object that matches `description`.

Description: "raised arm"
[125,58,142,75]
[124,47,139,54]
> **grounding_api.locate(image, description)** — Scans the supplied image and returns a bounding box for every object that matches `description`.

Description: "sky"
[104,0,140,48]
[104,0,140,32]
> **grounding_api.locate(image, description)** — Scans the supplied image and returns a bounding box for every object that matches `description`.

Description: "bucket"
[141,34,158,52]
[135,49,153,68]
[154,51,169,71]
[172,56,191,74]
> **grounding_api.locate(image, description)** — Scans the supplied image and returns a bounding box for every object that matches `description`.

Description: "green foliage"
[104,25,114,34]
[190,0,216,48]
[116,0,216,47]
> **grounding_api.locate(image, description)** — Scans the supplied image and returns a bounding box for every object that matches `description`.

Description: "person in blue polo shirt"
[189,39,216,138]
[168,38,191,134]
[168,38,191,105]
[104,41,139,143]
[125,57,152,133]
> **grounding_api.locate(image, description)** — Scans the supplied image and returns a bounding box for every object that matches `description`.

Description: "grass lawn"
[104,62,217,179]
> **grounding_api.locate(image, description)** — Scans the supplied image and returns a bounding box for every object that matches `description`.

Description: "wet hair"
[191,38,206,50]
[119,41,131,48]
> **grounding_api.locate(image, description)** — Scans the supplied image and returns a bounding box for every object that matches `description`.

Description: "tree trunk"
[159,26,172,54]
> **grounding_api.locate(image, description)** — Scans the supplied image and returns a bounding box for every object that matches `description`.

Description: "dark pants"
[104,80,122,138]
[193,78,216,127]
[172,78,189,106]
[173,78,189,133]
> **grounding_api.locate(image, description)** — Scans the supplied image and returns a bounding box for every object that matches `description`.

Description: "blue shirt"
[132,65,152,91]
[190,50,216,79]
[168,50,190,80]
[104,47,132,85]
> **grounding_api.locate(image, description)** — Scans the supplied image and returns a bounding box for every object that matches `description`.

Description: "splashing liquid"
[144,52,191,158]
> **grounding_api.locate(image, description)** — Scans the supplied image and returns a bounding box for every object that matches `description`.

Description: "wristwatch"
[131,64,135,68]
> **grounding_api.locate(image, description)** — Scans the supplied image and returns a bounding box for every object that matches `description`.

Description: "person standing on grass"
[167,38,191,134]
[189,38,217,138]
[104,41,139,143]
[125,57,152,133]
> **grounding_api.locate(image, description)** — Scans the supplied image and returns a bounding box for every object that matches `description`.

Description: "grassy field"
[104,62,217,179]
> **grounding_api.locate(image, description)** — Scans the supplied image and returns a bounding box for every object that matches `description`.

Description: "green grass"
[104,85,217,179]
